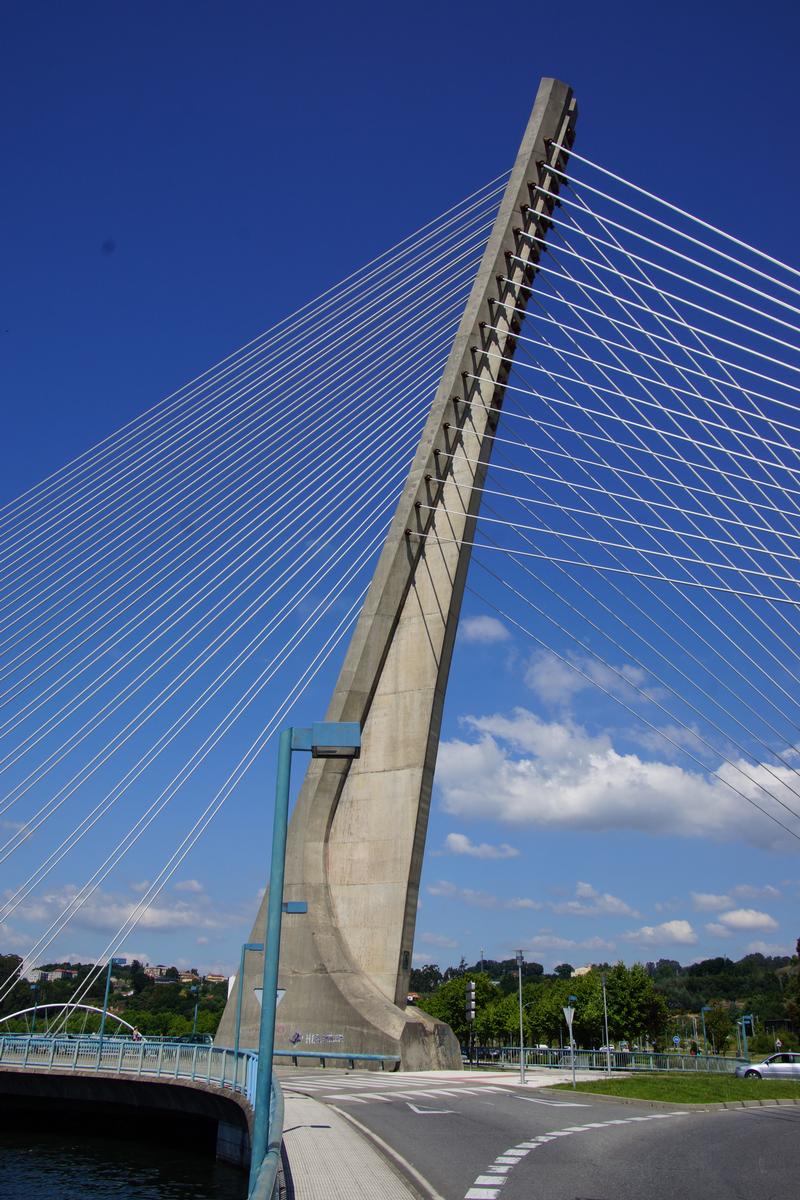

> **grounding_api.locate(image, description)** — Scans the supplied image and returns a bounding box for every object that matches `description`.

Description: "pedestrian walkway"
[282,1091,422,1199]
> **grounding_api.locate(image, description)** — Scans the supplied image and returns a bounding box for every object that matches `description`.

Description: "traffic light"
[466,979,476,1021]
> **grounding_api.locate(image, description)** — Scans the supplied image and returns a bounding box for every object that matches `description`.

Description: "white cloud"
[174,879,204,894]
[436,708,800,851]
[130,880,150,894]
[704,922,732,938]
[522,933,615,953]
[746,940,791,956]
[717,908,778,931]
[621,920,697,945]
[731,884,781,900]
[420,932,458,949]
[426,880,541,911]
[13,884,234,938]
[524,650,647,707]
[460,616,510,644]
[549,881,640,919]
[692,892,732,912]
[196,936,209,945]
[444,833,519,860]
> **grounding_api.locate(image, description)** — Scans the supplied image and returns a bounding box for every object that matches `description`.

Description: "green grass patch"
[551,1074,800,1104]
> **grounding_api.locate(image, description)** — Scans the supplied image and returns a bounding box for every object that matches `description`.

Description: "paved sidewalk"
[282,1091,423,1199]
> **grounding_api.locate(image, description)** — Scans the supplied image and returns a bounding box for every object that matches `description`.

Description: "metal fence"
[478,1046,745,1073]
[0,1034,286,1196]
[0,1033,259,1101]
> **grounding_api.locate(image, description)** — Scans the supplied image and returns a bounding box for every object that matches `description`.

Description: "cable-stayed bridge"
[2,74,800,1079]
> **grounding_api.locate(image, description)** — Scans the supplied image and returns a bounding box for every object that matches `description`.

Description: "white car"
[735,1052,800,1080]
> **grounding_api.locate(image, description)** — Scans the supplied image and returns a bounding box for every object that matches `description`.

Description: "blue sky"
[2,1,800,979]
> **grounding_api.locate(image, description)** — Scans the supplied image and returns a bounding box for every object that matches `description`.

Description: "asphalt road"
[279,1070,800,1200]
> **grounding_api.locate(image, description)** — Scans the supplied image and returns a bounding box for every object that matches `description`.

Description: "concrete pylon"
[217,78,577,1068]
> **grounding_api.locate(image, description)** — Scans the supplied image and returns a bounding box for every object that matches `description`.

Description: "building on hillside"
[570,966,592,978]
[144,964,170,979]
[203,974,228,985]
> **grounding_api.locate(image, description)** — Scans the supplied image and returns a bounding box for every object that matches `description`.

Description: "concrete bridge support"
[217,77,577,1068]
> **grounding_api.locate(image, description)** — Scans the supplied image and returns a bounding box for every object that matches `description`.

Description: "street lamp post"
[516,951,526,1086]
[563,995,577,1090]
[30,981,40,1035]
[249,722,361,1196]
[190,985,199,1036]
[601,973,611,1075]
[98,959,114,1050]
[233,942,264,1064]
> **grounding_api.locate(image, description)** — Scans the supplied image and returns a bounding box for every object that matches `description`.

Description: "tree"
[408,964,443,994]
[702,1002,734,1054]
[417,972,497,1044]
[553,964,574,980]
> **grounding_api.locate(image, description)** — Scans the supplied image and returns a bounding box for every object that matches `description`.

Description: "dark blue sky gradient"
[2,2,799,974]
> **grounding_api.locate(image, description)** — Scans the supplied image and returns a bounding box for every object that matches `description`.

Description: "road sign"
[254,988,285,1009]
[672,1035,681,1046]
[562,1005,575,1029]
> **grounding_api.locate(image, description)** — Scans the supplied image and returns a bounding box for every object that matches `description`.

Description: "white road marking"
[462,1109,692,1200]
[406,1102,455,1114]
[516,1096,591,1107]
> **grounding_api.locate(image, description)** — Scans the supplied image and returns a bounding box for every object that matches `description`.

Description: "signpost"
[563,997,577,1090]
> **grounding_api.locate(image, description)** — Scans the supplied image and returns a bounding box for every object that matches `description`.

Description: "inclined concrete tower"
[217,77,577,1068]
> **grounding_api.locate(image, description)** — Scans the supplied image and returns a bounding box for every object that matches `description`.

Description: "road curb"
[543,1087,800,1111]
[328,1103,446,1200]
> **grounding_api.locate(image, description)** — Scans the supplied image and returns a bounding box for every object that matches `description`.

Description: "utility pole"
[601,973,611,1075]
[516,951,526,1085]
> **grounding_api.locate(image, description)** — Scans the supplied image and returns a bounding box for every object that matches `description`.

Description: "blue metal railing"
[275,1048,400,1070]
[0,1034,260,1101]
[476,1045,746,1074]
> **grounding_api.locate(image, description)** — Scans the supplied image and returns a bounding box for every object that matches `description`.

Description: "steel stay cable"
[429,474,800,561]
[512,266,800,381]
[465,570,800,845]
[544,145,800,284]
[557,194,800,668]
[509,236,800,344]
[0,375,433,821]
[474,369,800,726]
[0,172,507,533]
[494,283,800,448]
[474,503,800,807]
[505,257,800,359]
[0,362,441,795]
[525,178,800,319]
[45,587,365,1025]
[0,322,455,736]
[532,184,800,306]
[483,438,800,764]
[0,256,476,650]
[455,390,800,527]
[0,509,393,917]
[476,476,800,791]
[494,305,800,404]
[5,579,367,1005]
[489,312,800,447]
[0,210,494,588]
[420,501,800,587]
[476,358,800,483]
[447,407,800,541]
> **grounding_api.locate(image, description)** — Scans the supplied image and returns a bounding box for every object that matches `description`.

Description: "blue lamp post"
[249,721,361,1195]
[30,981,40,1035]
[233,942,264,1062]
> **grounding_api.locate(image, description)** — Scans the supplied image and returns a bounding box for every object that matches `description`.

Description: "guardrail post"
[117,1043,124,1073]
[156,1042,164,1077]
[137,1042,144,1077]
[22,1037,30,1068]
[48,1039,56,1070]
[206,1044,212,1083]
[191,1045,198,1081]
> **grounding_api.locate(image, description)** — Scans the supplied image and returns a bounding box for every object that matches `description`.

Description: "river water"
[0,1129,247,1200]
